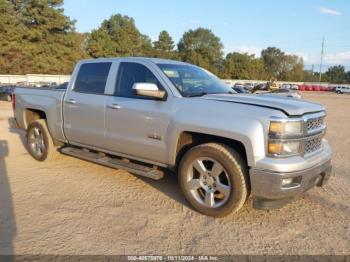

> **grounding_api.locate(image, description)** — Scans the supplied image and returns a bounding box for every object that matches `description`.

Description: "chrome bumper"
[250,153,332,210]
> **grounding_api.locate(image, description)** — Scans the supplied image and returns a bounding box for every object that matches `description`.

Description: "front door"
[104,62,171,163]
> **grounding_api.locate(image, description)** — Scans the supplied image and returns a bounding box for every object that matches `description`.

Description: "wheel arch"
[174,132,249,170]
[24,109,63,147]
[23,108,47,129]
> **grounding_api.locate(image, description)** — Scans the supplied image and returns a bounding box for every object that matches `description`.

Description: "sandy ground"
[0,92,349,256]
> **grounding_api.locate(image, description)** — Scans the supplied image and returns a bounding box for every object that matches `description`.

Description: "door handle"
[66,99,77,105]
[107,104,122,110]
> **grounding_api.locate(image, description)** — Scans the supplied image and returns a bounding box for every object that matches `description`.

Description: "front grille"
[304,136,323,155]
[307,117,324,132]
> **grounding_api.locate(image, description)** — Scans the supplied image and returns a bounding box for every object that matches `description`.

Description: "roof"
[79,57,190,66]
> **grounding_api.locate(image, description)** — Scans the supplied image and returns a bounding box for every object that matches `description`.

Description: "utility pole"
[319,38,325,83]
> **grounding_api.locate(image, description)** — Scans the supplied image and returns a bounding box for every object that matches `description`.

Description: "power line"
[319,38,325,83]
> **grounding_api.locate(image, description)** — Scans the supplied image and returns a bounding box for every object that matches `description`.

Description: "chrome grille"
[307,117,324,132]
[304,136,323,155]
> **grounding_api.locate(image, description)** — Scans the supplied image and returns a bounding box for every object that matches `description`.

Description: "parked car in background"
[233,83,244,89]
[244,83,254,90]
[291,84,299,90]
[56,82,68,90]
[269,88,302,99]
[0,86,15,102]
[281,84,291,89]
[335,86,350,94]
[232,86,250,94]
[252,83,269,94]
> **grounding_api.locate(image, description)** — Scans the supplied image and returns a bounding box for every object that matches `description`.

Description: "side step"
[61,147,164,180]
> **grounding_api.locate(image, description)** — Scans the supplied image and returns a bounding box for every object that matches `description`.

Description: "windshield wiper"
[185,92,209,97]
[185,91,235,98]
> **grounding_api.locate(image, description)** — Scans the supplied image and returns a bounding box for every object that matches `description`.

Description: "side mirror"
[132,83,166,100]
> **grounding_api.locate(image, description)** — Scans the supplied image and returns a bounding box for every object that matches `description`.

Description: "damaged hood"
[202,94,324,116]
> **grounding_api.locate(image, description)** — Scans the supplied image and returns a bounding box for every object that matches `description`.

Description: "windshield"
[157,63,234,97]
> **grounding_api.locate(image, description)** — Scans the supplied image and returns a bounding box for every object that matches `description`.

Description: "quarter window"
[115,62,163,98]
[74,63,112,94]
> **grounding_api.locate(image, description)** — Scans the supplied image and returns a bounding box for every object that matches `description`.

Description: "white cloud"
[324,51,350,64]
[319,7,342,16]
[181,18,201,27]
[224,45,263,57]
[300,51,350,69]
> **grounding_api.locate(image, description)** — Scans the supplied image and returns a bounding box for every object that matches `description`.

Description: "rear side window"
[115,62,163,98]
[74,63,111,94]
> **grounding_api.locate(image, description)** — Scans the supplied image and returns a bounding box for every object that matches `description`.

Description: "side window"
[74,62,112,94]
[115,62,163,98]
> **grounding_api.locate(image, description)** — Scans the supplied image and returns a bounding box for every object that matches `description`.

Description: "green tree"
[221,52,266,80]
[178,28,223,74]
[325,65,346,84]
[0,0,86,74]
[261,47,285,78]
[86,14,149,58]
[303,70,319,82]
[345,71,350,84]
[139,34,155,56]
[0,0,27,74]
[154,31,174,51]
[153,30,175,59]
[279,55,304,81]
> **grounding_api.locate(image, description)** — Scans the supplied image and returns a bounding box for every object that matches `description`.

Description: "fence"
[1,74,348,88]
[0,74,70,85]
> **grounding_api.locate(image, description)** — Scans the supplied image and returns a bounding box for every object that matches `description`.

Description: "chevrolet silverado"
[11,57,332,217]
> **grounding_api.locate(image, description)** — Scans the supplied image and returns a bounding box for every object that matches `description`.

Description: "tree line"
[1,0,349,84]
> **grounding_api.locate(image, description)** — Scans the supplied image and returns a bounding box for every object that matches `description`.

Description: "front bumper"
[250,156,332,210]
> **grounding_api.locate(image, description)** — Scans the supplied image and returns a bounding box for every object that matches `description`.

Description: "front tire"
[26,119,60,162]
[179,143,249,217]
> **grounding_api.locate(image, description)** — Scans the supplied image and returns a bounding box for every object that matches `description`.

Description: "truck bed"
[14,87,66,142]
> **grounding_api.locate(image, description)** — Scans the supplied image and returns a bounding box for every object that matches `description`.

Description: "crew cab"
[11,57,332,217]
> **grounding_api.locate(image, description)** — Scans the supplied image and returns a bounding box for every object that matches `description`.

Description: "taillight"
[12,93,16,111]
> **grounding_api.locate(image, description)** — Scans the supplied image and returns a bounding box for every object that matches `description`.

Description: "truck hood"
[202,94,324,116]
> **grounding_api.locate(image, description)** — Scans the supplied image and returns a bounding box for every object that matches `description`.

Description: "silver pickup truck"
[12,57,332,217]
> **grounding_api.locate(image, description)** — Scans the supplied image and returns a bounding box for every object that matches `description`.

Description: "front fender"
[166,110,266,167]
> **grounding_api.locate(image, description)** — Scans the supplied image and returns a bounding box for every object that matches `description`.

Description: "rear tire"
[26,119,60,162]
[178,143,249,217]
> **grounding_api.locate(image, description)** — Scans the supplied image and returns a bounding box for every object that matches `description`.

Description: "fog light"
[282,178,294,186]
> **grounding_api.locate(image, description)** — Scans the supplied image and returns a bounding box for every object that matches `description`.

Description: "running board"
[61,147,164,180]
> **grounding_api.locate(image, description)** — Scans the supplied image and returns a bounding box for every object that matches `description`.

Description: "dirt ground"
[0,92,349,255]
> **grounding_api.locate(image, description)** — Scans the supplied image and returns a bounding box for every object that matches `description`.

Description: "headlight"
[269,120,303,136]
[268,119,304,157]
[268,141,301,156]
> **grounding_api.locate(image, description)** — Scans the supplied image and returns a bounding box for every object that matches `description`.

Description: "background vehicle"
[251,83,268,93]
[281,84,291,89]
[0,86,15,102]
[232,86,250,93]
[244,83,254,91]
[12,57,332,217]
[335,86,350,94]
[233,83,244,89]
[268,88,302,99]
[56,82,69,90]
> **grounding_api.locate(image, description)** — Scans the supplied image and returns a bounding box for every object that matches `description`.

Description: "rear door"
[64,62,112,147]
[104,61,172,163]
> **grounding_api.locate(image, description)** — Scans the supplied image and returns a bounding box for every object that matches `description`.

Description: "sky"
[63,0,350,71]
